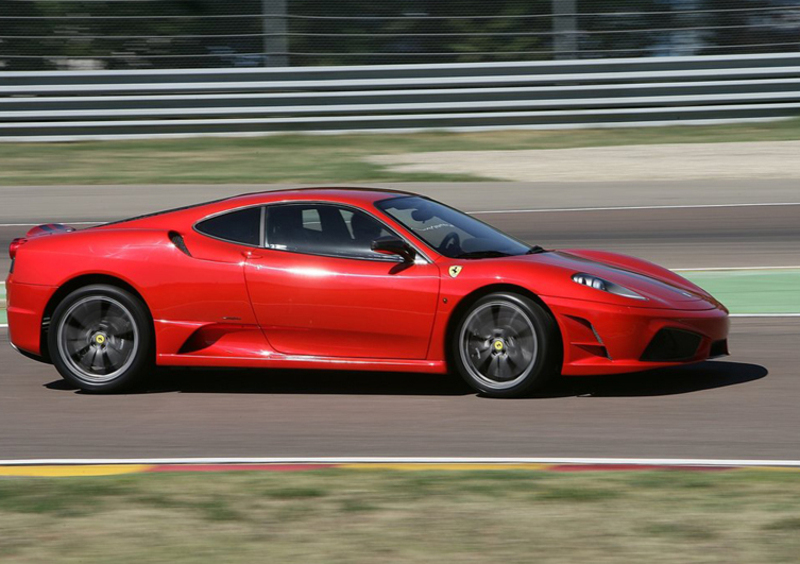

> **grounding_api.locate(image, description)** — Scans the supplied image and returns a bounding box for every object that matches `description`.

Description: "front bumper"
[546,296,730,376]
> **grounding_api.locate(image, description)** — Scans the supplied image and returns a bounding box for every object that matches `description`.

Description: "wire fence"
[1,1,800,70]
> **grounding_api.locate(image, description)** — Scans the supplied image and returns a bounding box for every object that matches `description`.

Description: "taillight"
[9,238,26,259]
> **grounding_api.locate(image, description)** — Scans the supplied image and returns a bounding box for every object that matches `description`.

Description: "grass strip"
[1,469,800,563]
[2,118,800,185]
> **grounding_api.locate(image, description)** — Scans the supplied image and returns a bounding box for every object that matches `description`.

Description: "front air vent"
[169,231,192,256]
[641,328,701,362]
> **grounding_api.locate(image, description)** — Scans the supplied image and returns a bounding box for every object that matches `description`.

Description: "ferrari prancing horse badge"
[448,265,463,278]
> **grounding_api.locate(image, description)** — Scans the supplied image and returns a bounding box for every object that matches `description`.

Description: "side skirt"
[157,353,449,374]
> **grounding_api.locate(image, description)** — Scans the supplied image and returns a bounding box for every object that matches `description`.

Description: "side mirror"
[371,236,416,263]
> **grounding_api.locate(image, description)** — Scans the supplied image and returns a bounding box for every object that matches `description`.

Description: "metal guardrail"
[1,53,800,141]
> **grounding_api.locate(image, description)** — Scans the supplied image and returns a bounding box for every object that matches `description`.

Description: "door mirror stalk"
[371,236,416,263]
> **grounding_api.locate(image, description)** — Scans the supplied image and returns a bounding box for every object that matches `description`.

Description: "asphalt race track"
[1,181,799,460]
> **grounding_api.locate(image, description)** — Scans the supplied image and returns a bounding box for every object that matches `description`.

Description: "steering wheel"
[439,232,461,256]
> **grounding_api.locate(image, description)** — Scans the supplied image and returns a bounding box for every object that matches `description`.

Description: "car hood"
[500,249,722,311]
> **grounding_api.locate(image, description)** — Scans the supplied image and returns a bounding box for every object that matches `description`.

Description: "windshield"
[376,196,537,259]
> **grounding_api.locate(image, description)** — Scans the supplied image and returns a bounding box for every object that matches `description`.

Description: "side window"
[266,204,396,260]
[195,206,262,246]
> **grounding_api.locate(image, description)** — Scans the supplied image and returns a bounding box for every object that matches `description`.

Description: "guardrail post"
[263,0,289,67]
[553,0,578,59]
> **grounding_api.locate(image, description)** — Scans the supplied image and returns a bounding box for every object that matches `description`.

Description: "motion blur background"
[2,2,800,563]
[3,0,800,69]
[3,1,800,137]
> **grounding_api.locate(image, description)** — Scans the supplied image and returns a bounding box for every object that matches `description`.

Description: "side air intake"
[169,231,192,256]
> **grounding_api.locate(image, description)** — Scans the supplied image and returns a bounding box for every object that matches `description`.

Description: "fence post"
[263,0,289,66]
[552,0,578,59]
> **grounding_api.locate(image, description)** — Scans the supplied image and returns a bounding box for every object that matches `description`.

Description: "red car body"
[7,188,729,379]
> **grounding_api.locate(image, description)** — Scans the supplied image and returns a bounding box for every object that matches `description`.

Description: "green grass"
[2,469,800,563]
[2,118,800,185]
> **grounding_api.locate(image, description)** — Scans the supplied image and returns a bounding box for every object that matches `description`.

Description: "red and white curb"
[2,458,800,477]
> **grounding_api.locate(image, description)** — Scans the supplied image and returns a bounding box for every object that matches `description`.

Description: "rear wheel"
[452,293,560,398]
[48,284,153,392]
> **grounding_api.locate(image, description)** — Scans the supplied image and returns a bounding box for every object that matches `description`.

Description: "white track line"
[675,266,800,272]
[1,208,797,320]
[0,200,798,227]
[1,457,800,467]
[730,313,800,318]
[469,202,800,215]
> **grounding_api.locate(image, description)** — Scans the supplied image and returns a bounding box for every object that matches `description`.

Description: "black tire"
[451,292,560,398]
[48,284,153,393]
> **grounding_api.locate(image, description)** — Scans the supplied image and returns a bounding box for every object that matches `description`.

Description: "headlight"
[572,273,647,301]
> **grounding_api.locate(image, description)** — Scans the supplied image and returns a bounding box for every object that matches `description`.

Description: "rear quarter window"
[195,206,262,246]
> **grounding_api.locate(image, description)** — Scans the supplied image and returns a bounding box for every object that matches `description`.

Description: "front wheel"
[452,293,560,398]
[48,284,153,393]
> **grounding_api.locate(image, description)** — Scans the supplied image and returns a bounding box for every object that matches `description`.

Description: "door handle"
[243,251,262,259]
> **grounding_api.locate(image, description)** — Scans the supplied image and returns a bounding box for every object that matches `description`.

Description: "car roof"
[226,187,417,207]
[101,187,419,229]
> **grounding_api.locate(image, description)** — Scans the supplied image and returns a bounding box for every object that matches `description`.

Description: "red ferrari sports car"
[6,188,729,397]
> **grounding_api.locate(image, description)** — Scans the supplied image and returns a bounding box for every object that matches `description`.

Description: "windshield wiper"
[525,245,545,254]
[454,250,512,259]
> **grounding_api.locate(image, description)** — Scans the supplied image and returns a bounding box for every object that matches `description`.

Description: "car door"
[243,202,440,359]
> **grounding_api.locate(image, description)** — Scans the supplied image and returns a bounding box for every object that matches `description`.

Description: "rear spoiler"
[25,223,76,239]
[9,224,75,260]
